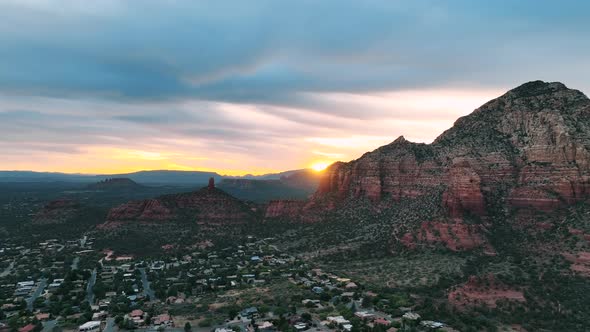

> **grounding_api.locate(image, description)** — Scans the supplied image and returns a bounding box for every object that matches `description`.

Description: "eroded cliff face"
[264,200,305,219]
[304,81,590,251]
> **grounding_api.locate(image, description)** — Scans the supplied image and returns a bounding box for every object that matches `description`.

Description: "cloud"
[1,0,588,103]
[0,0,589,173]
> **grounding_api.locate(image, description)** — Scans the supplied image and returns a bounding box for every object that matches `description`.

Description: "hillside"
[261,81,590,330]
[298,81,590,249]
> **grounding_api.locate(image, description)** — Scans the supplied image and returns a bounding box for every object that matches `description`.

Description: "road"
[139,268,155,300]
[103,318,116,332]
[0,261,14,277]
[41,320,57,332]
[86,268,97,304]
[26,278,47,311]
[71,257,80,270]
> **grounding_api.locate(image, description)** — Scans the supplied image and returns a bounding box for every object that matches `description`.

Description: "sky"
[1,0,589,175]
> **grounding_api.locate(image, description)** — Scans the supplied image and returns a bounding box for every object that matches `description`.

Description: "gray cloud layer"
[0,0,589,172]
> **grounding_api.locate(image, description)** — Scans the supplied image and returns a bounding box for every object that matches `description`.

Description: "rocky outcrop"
[448,274,526,309]
[98,186,257,229]
[315,137,443,202]
[563,251,590,277]
[308,81,590,251]
[442,159,486,219]
[33,199,81,224]
[106,199,172,222]
[401,220,494,253]
[265,200,305,219]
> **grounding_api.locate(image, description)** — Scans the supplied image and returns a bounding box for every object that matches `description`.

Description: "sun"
[310,161,331,172]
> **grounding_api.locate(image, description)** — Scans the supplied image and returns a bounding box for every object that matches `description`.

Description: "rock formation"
[33,199,82,224]
[98,186,257,229]
[303,81,590,251]
[264,200,306,219]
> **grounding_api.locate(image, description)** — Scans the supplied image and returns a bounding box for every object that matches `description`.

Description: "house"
[294,323,308,331]
[240,307,258,319]
[78,321,101,332]
[130,309,145,325]
[374,318,391,326]
[131,309,144,318]
[402,312,420,321]
[420,321,444,329]
[257,321,274,331]
[92,311,107,321]
[154,314,173,326]
[251,256,262,263]
[302,299,320,305]
[17,281,35,288]
[345,282,358,289]
[354,311,374,320]
[35,313,50,321]
[312,286,324,294]
[18,324,36,332]
[327,316,350,325]
[105,291,117,298]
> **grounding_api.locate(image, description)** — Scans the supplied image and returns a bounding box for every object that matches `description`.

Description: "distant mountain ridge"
[0,169,318,187]
[218,169,322,202]
[86,178,144,190]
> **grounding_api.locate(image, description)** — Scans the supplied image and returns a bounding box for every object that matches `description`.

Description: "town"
[0,234,455,332]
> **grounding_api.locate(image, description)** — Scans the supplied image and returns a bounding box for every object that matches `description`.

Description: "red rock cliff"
[99,186,257,228]
[308,81,590,250]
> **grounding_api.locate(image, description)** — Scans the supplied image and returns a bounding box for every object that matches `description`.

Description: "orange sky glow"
[1,88,504,175]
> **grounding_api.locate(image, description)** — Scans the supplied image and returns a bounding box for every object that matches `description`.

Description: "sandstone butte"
[98,178,257,229]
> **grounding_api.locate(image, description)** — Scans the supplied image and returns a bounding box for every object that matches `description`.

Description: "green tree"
[184,322,192,332]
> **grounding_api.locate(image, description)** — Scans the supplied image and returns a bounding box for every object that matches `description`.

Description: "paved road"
[103,318,116,332]
[71,257,80,270]
[86,268,97,304]
[26,278,47,311]
[139,268,155,300]
[41,320,57,332]
[0,261,14,277]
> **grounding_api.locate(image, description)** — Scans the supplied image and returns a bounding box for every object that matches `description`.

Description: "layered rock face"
[308,81,590,250]
[265,200,305,219]
[99,186,257,229]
